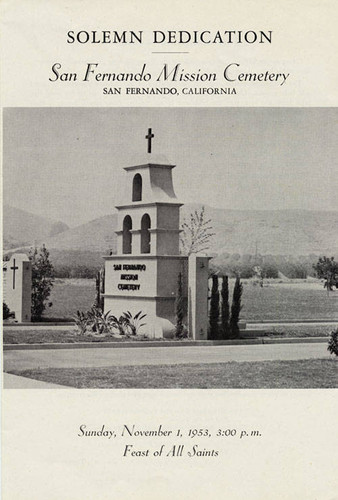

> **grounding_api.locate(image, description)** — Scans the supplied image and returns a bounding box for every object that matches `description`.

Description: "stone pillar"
[188,255,210,340]
[3,253,32,322]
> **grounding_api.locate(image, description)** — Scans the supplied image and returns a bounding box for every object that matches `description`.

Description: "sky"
[3,107,338,227]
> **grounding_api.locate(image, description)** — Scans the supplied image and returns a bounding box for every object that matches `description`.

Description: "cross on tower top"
[145,128,154,154]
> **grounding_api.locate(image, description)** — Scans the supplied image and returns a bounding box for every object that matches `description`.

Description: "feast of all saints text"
[77,424,263,459]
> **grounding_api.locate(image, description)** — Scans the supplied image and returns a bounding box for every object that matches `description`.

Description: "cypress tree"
[221,275,230,338]
[99,267,105,310]
[209,274,220,339]
[94,271,101,309]
[230,276,243,338]
[175,272,184,338]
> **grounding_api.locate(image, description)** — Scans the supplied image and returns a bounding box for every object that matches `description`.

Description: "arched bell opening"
[122,215,132,254]
[132,174,142,201]
[141,213,151,254]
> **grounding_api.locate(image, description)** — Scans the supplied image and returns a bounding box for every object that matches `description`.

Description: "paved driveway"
[3,343,331,372]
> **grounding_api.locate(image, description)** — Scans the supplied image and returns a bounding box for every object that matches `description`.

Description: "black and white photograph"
[3,107,338,389]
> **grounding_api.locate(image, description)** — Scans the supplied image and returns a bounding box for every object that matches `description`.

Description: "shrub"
[86,307,112,334]
[73,307,116,335]
[73,308,148,337]
[3,302,11,320]
[327,329,338,356]
[29,245,55,321]
[73,310,89,335]
[120,311,147,336]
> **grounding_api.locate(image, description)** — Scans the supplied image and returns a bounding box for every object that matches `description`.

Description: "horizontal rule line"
[151,51,190,54]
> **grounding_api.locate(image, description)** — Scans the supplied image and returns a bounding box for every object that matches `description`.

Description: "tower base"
[103,255,188,339]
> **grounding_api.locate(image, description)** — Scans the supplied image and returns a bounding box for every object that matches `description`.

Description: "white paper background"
[1,1,338,499]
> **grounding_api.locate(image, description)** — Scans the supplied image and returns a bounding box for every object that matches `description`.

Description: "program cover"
[1,1,338,499]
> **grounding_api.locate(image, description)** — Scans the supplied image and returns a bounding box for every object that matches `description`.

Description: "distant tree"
[230,276,243,338]
[175,272,185,338]
[261,263,279,280]
[313,256,338,291]
[220,276,230,338]
[180,206,215,255]
[29,245,55,321]
[230,263,255,279]
[280,262,307,279]
[209,275,220,339]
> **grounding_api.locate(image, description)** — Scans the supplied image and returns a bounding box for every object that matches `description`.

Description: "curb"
[4,320,337,328]
[248,320,338,324]
[4,322,73,327]
[3,337,329,350]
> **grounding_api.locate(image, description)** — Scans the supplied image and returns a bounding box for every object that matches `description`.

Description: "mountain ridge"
[3,205,69,249]
[3,204,338,256]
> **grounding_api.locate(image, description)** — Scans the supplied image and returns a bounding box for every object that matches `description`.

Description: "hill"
[180,205,338,256]
[4,205,338,259]
[3,205,69,249]
[43,214,118,252]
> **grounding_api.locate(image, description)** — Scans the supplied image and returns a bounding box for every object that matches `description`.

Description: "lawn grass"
[44,278,338,321]
[2,329,150,344]
[44,278,95,319]
[7,358,338,388]
[233,281,338,321]
[3,323,333,344]
[260,324,333,338]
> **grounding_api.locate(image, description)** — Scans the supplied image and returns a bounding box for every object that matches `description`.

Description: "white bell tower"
[104,129,188,338]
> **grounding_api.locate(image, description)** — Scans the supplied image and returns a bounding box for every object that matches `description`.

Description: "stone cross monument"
[3,253,32,322]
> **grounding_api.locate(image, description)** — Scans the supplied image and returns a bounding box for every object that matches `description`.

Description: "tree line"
[209,253,329,279]
[52,254,326,279]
